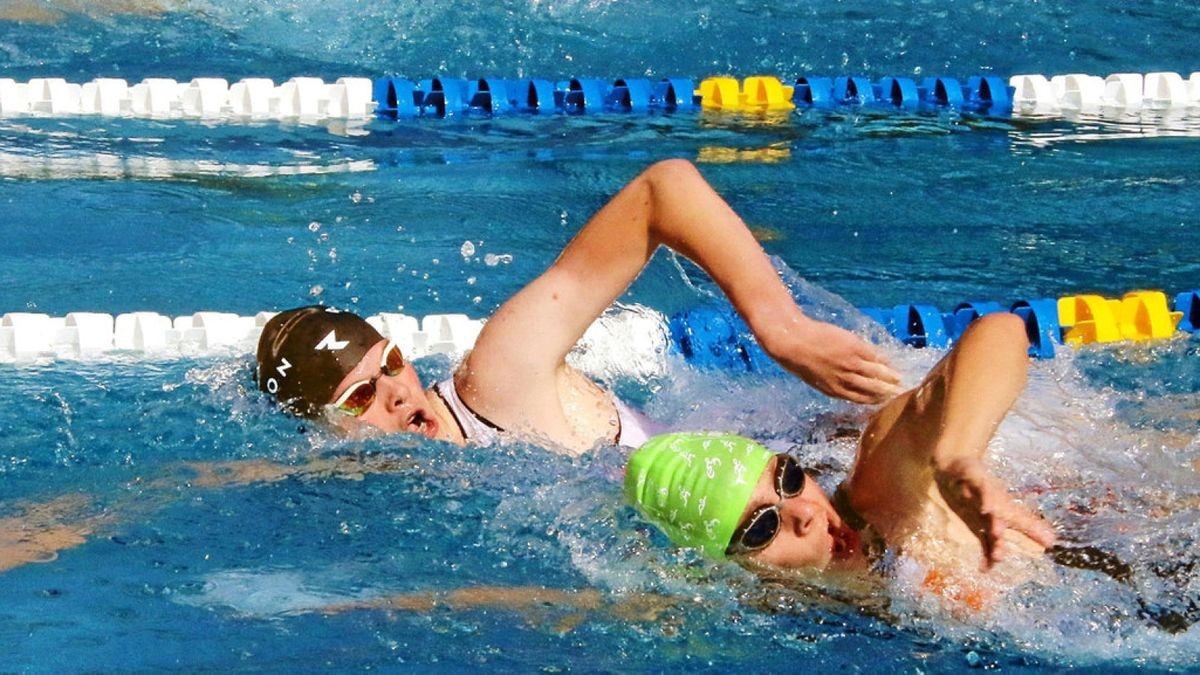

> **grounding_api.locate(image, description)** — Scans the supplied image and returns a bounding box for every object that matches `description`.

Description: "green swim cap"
[625,432,773,559]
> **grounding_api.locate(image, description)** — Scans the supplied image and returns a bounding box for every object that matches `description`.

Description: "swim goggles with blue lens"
[725,454,807,555]
[327,342,405,417]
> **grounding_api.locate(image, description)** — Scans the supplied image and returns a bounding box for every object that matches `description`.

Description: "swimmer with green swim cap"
[628,315,1060,605]
[628,432,864,568]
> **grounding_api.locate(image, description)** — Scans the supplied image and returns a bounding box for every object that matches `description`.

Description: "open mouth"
[407,409,437,438]
[829,522,861,561]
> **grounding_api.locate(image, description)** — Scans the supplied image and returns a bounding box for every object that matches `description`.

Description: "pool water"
[1,1,1199,671]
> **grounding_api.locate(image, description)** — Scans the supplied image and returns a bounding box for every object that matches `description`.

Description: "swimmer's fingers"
[934,458,1006,569]
[976,484,1008,570]
[828,339,902,403]
[769,321,902,404]
[858,357,902,388]
[839,362,904,403]
[997,495,1058,550]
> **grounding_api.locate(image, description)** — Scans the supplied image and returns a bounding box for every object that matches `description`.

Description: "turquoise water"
[2,1,1200,671]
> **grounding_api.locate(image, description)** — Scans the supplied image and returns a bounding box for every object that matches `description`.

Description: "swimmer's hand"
[761,318,902,404]
[934,457,1057,570]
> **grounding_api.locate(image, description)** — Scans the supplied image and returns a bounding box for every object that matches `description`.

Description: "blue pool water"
[2,1,1200,671]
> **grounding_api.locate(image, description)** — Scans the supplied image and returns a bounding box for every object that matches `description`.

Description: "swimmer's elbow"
[642,158,700,184]
[986,313,1028,346]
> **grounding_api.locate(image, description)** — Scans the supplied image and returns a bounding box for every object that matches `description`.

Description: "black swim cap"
[255,306,385,417]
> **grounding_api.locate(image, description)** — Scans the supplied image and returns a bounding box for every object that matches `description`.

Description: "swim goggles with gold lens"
[327,342,406,417]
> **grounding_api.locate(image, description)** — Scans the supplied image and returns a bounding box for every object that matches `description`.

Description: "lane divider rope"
[1,71,1197,122]
[2,289,1195,365]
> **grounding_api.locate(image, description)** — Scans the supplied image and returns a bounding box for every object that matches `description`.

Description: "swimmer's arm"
[466,159,899,413]
[849,315,1056,566]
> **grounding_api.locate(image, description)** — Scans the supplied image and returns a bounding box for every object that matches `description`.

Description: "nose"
[373,373,411,412]
[782,497,822,537]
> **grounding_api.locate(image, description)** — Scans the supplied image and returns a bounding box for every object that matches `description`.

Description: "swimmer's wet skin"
[627,315,1062,610]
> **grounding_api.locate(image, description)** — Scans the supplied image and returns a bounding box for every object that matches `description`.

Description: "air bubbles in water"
[460,241,476,258]
[308,221,321,232]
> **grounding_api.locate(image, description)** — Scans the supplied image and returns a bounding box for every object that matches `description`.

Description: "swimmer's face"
[731,457,865,571]
[325,339,456,443]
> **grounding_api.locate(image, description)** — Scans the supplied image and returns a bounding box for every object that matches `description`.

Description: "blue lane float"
[373,77,422,117]
[653,78,698,110]
[1175,291,1200,333]
[833,76,875,105]
[924,76,965,107]
[667,306,771,372]
[418,77,469,117]
[793,77,834,106]
[1009,299,1061,359]
[607,78,652,112]
[878,76,921,109]
[469,79,511,114]
[968,76,1011,108]
[892,304,950,348]
[511,79,556,112]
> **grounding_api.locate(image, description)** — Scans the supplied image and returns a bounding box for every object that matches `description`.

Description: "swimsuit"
[433,377,660,448]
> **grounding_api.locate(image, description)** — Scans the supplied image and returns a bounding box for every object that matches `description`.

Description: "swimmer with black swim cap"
[257,306,463,442]
[255,160,902,454]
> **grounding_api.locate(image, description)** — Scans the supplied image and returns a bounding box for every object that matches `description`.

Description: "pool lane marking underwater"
[1,289,1196,363]
[1,71,1199,122]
